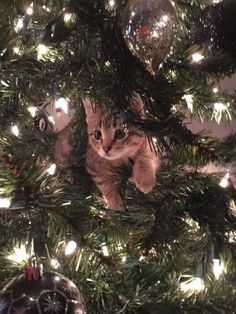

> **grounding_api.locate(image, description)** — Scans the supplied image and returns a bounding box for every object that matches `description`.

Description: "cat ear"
[130,92,145,117]
[83,98,94,119]
[83,98,101,122]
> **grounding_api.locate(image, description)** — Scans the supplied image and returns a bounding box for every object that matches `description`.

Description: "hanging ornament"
[122,0,178,75]
[0,271,86,314]
[189,0,236,59]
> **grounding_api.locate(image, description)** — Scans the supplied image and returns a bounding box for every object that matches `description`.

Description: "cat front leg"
[132,156,159,194]
[96,178,126,211]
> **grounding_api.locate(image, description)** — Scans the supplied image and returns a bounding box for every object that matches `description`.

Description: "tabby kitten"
[84,94,160,211]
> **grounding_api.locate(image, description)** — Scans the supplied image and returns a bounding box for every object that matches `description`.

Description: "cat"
[84,94,160,211]
[55,93,160,211]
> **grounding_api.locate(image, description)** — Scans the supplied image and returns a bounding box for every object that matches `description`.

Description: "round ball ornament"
[0,272,86,314]
[122,0,178,75]
[190,0,236,58]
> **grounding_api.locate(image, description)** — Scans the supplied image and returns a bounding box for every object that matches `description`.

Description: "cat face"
[84,98,145,160]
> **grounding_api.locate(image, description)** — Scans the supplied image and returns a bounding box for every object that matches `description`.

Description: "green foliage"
[0,0,236,313]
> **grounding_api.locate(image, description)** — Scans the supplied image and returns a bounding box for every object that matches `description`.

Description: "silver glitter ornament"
[122,0,178,75]
[0,272,86,314]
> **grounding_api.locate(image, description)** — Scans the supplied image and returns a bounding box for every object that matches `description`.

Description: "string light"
[55,97,69,114]
[213,102,231,124]
[0,198,11,208]
[1,80,9,87]
[101,243,109,256]
[108,0,115,7]
[180,277,205,294]
[219,172,230,188]
[182,94,194,113]
[64,13,72,23]
[47,163,56,175]
[13,47,20,55]
[11,125,20,137]
[191,52,204,63]
[212,259,223,279]
[27,106,38,117]
[180,263,204,294]
[26,3,34,15]
[15,17,24,32]
[65,240,77,256]
[37,44,49,60]
[213,87,218,93]
[8,244,29,264]
[50,258,60,269]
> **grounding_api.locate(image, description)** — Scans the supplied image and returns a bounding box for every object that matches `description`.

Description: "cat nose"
[103,145,112,153]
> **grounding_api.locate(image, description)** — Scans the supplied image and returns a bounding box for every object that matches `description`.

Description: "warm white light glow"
[37,44,49,60]
[182,94,194,113]
[64,13,72,23]
[191,52,204,63]
[0,198,11,208]
[9,244,29,264]
[212,259,223,280]
[1,80,9,87]
[219,172,230,188]
[214,102,226,112]
[50,258,60,269]
[109,0,115,7]
[47,163,56,175]
[55,97,69,114]
[15,17,24,31]
[13,46,20,55]
[101,244,109,256]
[26,3,34,15]
[27,106,38,117]
[65,240,77,255]
[11,125,20,137]
[180,277,205,294]
[213,87,218,93]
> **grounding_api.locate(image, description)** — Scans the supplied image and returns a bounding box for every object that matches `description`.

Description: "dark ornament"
[190,0,236,58]
[0,272,86,314]
[122,0,178,75]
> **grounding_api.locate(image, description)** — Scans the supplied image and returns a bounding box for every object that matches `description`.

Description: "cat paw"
[134,176,156,194]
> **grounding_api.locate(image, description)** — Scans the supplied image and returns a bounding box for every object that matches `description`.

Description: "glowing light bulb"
[37,44,49,60]
[212,259,223,279]
[101,243,109,256]
[27,106,38,117]
[11,125,20,137]
[9,244,29,263]
[15,17,24,31]
[55,97,69,114]
[47,163,56,175]
[180,277,205,294]
[65,240,77,256]
[0,198,11,208]
[191,52,204,63]
[13,47,20,55]
[50,258,60,269]
[182,94,194,113]
[109,0,115,7]
[214,102,226,111]
[26,3,34,15]
[213,87,218,93]
[64,13,72,23]
[219,172,230,188]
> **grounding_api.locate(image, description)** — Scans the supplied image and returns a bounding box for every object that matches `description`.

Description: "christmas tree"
[0,0,236,313]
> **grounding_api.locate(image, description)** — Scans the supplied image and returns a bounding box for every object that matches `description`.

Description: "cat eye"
[94,130,102,140]
[114,129,126,140]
